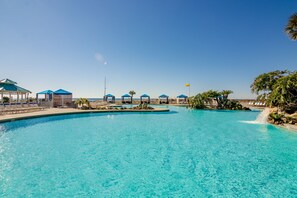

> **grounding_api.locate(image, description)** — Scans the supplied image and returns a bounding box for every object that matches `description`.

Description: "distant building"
[103,94,116,103]
[159,94,169,104]
[53,89,72,107]
[121,94,132,104]
[0,78,31,104]
[177,94,188,104]
[36,89,72,107]
[140,94,150,104]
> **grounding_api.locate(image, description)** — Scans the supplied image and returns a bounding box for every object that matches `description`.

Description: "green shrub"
[2,96,9,103]
[268,112,285,124]
[188,94,207,109]
[281,103,297,114]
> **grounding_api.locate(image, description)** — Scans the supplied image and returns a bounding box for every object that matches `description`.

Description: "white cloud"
[95,52,108,65]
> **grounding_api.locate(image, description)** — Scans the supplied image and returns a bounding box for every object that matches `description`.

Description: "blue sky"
[0,0,296,99]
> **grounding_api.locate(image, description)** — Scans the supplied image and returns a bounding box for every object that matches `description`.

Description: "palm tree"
[268,72,297,108]
[129,90,136,99]
[201,90,221,108]
[250,70,289,94]
[221,90,233,100]
[285,13,297,40]
[75,98,83,107]
[75,98,90,109]
[188,90,245,110]
[188,94,207,109]
[218,90,234,109]
[82,98,90,108]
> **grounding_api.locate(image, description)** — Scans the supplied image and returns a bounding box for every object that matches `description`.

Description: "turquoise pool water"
[1,106,297,197]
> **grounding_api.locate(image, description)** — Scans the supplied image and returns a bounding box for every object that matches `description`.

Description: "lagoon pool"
[1,106,297,197]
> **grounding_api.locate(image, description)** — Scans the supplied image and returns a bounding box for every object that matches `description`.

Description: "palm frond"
[285,13,297,40]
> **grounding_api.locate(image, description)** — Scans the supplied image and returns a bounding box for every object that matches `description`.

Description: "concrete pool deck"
[0,107,169,123]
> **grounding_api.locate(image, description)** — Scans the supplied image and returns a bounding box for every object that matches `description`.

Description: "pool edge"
[0,108,170,123]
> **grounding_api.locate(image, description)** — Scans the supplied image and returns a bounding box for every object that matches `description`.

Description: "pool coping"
[0,108,169,123]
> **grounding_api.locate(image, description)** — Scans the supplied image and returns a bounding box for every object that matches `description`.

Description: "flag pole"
[185,83,190,106]
[104,76,106,101]
[104,76,106,96]
[185,83,190,97]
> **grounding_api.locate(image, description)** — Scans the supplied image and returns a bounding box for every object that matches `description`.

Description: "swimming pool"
[1,106,297,196]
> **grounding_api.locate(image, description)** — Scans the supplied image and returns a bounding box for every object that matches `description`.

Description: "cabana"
[36,90,54,101]
[140,94,150,104]
[177,94,188,104]
[53,89,72,107]
[104,94,115,103]
[121,94,132,104]
[159,94,169,104]
[0,79,31,105]
[36,90,54,107]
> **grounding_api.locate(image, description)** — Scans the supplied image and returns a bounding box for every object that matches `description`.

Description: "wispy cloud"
[95,52,107,65]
